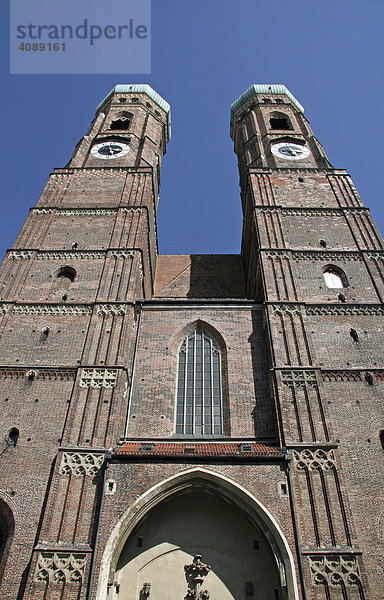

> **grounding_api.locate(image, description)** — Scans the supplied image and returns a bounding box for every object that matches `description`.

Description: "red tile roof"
[115,441,282,458]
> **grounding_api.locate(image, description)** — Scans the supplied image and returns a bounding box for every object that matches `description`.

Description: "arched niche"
[96,468,298,600]
[53,265,76,289]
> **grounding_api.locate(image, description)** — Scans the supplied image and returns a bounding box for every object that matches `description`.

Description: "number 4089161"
[18,42,66,51]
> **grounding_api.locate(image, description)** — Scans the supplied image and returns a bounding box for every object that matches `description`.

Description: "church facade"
[0,84,383,600]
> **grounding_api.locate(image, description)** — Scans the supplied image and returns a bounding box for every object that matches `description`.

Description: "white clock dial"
[271,142,310,160]
[91,141,130,160]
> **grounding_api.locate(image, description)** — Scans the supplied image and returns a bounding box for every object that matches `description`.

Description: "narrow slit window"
[176,330,223,436]
[8,428,19,447]
[41,327,50,342]
[27,371,35,386]
[350,328,359,342]
[365,373,374,386]
[380,430,384,450]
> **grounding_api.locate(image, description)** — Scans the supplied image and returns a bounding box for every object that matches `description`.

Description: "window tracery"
[176,329,222,436]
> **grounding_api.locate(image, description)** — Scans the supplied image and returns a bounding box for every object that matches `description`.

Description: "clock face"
[91,141,130,160]
[271,142,310,160]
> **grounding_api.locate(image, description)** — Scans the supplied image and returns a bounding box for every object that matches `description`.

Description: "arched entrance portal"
[0,499,15,584]
[97,469,298,600]
[116,488,283,600]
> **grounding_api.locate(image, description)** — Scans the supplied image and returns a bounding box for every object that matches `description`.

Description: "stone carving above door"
[184,555,211,600]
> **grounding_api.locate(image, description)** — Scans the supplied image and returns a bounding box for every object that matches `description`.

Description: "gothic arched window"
[323,266,347,289]
[54,266,76,289]
[176,330,222,436]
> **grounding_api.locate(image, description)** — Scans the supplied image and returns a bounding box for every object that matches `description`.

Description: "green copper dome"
[96,84,171,141]
[230,84,304,139]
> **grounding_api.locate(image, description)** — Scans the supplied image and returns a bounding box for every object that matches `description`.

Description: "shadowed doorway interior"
[112,487,285,600]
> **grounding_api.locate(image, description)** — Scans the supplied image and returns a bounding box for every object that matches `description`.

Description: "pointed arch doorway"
[0,498,15,585]
[97,469,298,600]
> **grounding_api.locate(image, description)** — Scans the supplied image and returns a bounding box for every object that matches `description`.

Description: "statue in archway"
[184,555,211,600]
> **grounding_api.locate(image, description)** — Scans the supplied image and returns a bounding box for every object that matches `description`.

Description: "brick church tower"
[0,84,383,600]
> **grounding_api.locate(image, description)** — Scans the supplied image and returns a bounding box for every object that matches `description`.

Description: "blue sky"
[1,0,384,256]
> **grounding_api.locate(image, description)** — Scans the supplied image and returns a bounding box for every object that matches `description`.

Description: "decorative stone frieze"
[38,369,77,381]
[59,452,104,476]
[0,368,76,381]
[343,207,369,215]
[97,304,130,316]
[293,448,336,471]
[57,209,116,216]
[12,304,92,315]
[282,208,342,217]
[36,250,105,260]
[321,371,363,382]
[33,208,53,214]
[34,552,86,584]
[364,251,384,262]
[79,368,118,388]
[0,304,9,315]
[0,368,29,380]
[263,248,363,263]
[280,370,318,388]
[69,166,140,173]
[121,207,142,214]
[271,303,302,317]
[321,370,384,382]
[111,250,135,259]
[8,250,34,260]
[292,250,361,262]
[309,555,362,587]
[306,304,384,316]
[264,250,290,260]
[256,207,280,215]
